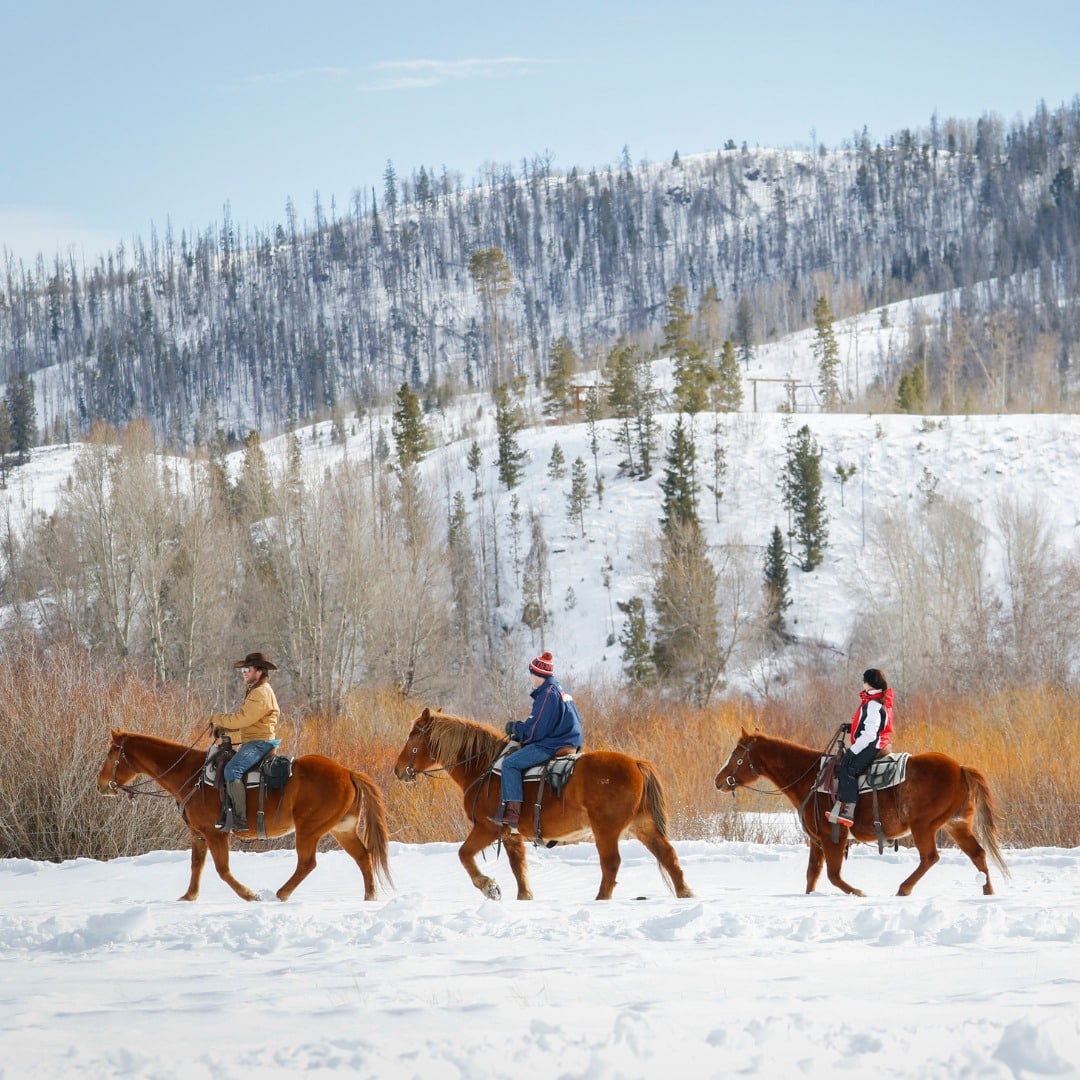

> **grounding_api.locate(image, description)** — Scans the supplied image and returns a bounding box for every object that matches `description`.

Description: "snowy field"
[2,837,1078,1079]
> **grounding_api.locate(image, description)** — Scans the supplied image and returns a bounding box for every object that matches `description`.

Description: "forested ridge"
[3,99,1080,449]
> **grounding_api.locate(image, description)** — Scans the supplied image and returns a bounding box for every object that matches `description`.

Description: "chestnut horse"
[393,708,693,901]
[715,728,1008,897]
[97,729,392,902]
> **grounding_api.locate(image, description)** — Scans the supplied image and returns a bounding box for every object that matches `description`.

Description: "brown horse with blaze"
[97,729,392,902]
[716,728,1008,897]
[393,707,694,901]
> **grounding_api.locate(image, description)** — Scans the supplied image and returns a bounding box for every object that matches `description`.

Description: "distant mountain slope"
[3,101,1079,447]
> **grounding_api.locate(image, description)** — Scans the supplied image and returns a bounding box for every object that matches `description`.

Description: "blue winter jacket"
[507,677,583,753]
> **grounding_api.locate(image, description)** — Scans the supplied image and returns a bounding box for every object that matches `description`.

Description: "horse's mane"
[748,729,827,761]
[425,712,505,767]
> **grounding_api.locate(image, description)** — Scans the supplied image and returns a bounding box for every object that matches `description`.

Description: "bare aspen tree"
[852,496,991,693]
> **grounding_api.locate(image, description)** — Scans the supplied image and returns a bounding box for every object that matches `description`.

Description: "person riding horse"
[827,667,894,828]
[210,651,280,832]
[490,652,583,833]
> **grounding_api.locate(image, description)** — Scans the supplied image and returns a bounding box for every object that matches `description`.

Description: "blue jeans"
[837,744,879,803]
[224,740,277,782]
[499,743,553,803]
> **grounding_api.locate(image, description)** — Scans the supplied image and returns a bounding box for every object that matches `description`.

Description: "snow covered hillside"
[7,291,1079,693]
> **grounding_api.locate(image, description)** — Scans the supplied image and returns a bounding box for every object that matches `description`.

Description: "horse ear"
[420,707,431,722]
[740,726,750,738]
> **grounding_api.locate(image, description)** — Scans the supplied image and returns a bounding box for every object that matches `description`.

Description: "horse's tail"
[350,770,394,891]
[963,765,1010,879]
[636,760,671,839]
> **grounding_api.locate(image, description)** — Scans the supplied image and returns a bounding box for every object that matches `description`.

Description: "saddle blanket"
[203,750,292,790]
[814,751,910,795]
[491,743,581,790]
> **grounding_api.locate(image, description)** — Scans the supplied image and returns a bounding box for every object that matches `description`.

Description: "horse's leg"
[823,833,865,896]
[179,832,209,901]
[593,831,622,900]
[331,826,378,901]
[635,823,694,898]
[275,832,319,901]
[459,825,505,900]
[805,840,825,893]
[896,823,941,896]
[944,820,994,896]
[204,831,259,901]
[503,833,534,900]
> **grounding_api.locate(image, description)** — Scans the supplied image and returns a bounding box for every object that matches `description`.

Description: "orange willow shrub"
[0,639,200,861]
[299,682,1076,849]
[7,640,1072,860]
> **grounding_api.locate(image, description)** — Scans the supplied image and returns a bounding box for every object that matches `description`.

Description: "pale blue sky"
[3,0,1078,267]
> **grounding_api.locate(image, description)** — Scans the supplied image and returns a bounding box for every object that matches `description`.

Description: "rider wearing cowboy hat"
[210,652,280,832]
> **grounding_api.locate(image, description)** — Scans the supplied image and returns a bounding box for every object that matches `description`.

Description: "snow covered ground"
[2,838,1078,1078]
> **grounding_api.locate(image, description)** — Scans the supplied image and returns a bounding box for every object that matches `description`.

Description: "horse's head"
[714,728,760,795]
[97,729,136,796]
[393,708,437,782]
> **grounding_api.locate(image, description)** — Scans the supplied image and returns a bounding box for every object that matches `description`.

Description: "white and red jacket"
[849,687,893,755]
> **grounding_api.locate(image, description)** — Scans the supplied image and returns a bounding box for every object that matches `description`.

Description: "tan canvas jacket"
[210,680,280,743]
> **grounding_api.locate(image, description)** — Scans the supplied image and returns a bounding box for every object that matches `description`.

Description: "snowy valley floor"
[2,837,1078,1079]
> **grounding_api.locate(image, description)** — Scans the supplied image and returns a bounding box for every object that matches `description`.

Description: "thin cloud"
[235,58,554,94]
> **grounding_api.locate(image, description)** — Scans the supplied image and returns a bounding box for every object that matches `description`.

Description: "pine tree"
[651,518,722,706]
[712,339,743,413]
[896,365,928,412]
[664,284,711,417]
[566,456,591,537]
[0,401,11,484]
[543,336,578,419]
[391,381,430,471]
[466,440,483,501]
[494,383,527,490]
[735,294,755,369]
[605,340,659,479]
[584,384,604,505]
[617,596,656,687]
[237,429,272,521]
[781,424,829,571]
[763,525,792,638]
[659,416,699,534]
[6,370,36,461]
[812,296,841,409]
[547,441,566,480]
[521,509,550,640]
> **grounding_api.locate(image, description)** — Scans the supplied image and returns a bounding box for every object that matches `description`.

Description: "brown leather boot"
[827,800,856,827]
[489,801,522,832]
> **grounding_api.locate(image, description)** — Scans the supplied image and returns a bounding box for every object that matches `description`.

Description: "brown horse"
[715,728,1008,897]
[97,729,392,902]
[393,707,693,901]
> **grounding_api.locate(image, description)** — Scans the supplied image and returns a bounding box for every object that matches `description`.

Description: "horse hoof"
[483,881,502,901]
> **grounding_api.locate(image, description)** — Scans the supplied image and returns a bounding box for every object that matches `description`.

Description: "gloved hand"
[505,720,517,737]
[212,725,226,738]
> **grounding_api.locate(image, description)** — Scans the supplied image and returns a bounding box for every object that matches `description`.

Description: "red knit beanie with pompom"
[529,652,554,677]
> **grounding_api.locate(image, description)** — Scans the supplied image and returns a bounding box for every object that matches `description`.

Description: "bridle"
[400,721,502,782]
[104,733,203,801]
[720,739,759,791]
[720,737,822,797]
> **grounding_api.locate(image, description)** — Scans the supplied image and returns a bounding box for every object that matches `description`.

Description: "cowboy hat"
[233,651,278,671]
